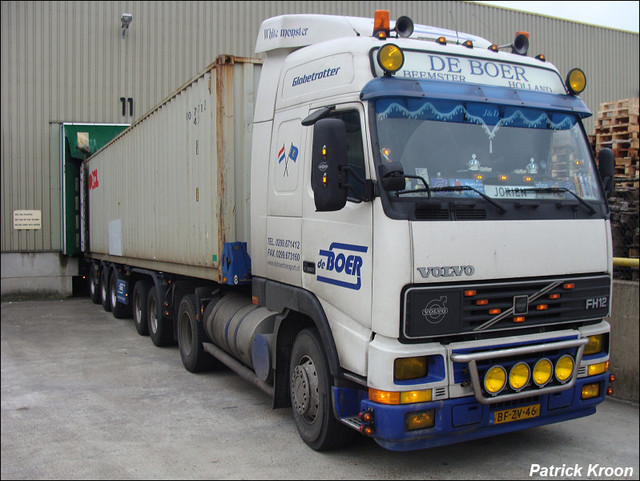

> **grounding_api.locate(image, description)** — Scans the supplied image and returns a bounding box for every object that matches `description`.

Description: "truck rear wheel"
[147,285,173,347]
[132,280,151,336]
[100,265,112,312]
[289,328,355,451]
[177,295,216,372]
[109,268,132,319]
[89,266,101,304]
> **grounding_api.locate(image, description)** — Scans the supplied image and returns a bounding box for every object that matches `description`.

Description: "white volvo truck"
[82,11,616,451]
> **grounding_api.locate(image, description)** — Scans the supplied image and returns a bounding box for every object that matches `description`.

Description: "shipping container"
[83,56,262,282]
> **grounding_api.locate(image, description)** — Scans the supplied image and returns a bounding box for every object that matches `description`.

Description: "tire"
[147,285,173,347]
[132,280,151,336]
[289,328,355,451]
[177,294,216,372]
[100,265,112,312]
[89,266,101,304]
[109,268,132,319]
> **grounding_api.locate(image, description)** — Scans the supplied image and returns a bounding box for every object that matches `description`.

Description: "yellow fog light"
[405,410,435,431]
[400,389,432,404]
[588,361,609,376]
[584,335,603,355]
[484,365,507,394]
[566,68,586,95]
[377,44,404,75]
[581,383,600,400]
[533,358,553,386]
[555,355,575,383]
[395,356,428,381]
[509,362,531,391]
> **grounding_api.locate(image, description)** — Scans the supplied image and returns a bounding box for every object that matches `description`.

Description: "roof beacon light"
[373,10,390,39]
[511,31,529,55]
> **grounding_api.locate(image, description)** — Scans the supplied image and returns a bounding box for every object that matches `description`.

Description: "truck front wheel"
[289,328,355,451]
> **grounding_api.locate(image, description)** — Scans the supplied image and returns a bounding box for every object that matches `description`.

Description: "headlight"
[584,335,603,355]
[395,356,428,381]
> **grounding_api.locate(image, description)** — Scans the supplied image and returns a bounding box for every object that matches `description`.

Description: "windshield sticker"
[377,101,575,153]
[317,243,368,290]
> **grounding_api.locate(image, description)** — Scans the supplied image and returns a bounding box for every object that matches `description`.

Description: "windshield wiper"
[519,187,596,215]
[431,185,507,214]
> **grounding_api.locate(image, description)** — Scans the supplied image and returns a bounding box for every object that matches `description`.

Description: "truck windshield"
[373,98,604,205]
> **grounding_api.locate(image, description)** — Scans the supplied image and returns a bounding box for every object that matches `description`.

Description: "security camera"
[121,13,132,38]
[121,13,133,28]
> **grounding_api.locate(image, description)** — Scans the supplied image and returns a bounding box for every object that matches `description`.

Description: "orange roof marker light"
[373,10,390,39]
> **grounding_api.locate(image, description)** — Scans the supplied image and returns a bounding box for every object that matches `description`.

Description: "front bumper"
[335,373,609,451]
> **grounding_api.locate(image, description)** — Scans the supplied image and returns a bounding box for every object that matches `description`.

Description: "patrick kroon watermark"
[529,463,634,477]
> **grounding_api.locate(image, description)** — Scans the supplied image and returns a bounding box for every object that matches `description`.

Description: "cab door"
[301,103,373,376]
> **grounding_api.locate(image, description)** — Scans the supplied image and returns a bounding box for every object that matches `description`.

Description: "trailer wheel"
[109,268,132,319]
[289,328,355,451]
[177,295,216,372]
[147,285,172,347]
[132,280,151,336]
[89,266,101,304]
[100,265,112,312]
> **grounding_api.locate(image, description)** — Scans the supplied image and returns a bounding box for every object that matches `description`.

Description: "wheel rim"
[134,292,142,324]
[179,312,193,356]
[291,355,319,422]
[110,276,117,307]
[90,271,97,296]
[149,298,158,334]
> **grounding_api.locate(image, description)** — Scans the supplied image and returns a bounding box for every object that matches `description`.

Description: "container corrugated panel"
[85,56,261,281]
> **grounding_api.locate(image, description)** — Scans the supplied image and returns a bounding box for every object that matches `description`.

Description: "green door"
[62,124,128,256]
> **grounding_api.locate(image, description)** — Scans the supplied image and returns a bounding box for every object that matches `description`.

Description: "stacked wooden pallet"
[594,97,639,181]
[593,98,639,277]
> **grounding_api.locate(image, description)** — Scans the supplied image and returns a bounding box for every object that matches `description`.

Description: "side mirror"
[311,118,348,211]
[378,161,406,191]
[598,148,615,198]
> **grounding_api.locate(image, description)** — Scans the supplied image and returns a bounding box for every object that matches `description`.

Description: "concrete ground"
[1,298,638,480]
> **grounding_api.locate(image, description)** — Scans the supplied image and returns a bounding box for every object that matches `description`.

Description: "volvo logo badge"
[513,295,529,315]
[422,296,449,324]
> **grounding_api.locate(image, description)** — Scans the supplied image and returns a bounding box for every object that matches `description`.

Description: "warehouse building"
[1,1,638,296]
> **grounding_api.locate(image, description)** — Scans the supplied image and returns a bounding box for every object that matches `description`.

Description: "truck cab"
[250,12,613,450]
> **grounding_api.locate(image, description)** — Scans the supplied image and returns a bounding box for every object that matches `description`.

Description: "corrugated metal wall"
[2,1,638,254]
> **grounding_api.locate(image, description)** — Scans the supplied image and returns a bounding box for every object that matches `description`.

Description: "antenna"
[449,10,459,44]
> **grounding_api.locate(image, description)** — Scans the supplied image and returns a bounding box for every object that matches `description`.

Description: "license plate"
[492,404,540,425]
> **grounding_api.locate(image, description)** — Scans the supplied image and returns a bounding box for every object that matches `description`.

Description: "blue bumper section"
[335,373,608,451]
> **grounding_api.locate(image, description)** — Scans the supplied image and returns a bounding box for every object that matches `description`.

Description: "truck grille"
[402,274,610,340]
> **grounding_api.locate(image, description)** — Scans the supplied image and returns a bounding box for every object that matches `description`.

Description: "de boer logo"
[317,242,367,290]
